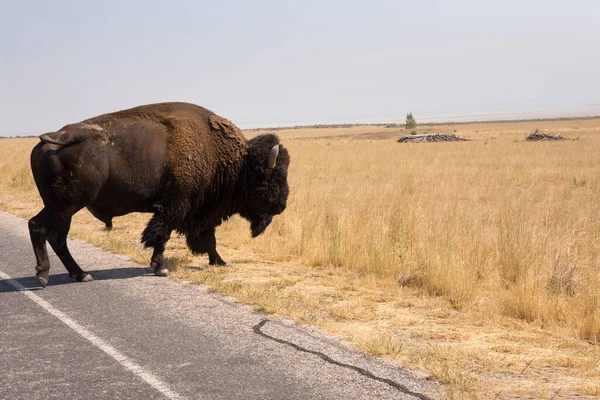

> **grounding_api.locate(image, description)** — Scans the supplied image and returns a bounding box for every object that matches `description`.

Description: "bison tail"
[39,132,87,147]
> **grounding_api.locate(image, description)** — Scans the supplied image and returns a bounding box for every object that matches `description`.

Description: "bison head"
[239,134,290,237]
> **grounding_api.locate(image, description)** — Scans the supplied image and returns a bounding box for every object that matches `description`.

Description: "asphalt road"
[0,211,439,400]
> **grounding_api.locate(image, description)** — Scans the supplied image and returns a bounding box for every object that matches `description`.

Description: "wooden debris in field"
[397,133,469,143]
[525,130,565,141]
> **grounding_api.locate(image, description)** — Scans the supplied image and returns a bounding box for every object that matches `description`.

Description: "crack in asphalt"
[253,319,433,400]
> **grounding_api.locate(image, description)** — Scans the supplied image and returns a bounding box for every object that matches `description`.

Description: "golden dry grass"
[1,118,600,399]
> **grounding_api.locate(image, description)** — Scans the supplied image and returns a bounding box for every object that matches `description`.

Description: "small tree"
[405,113,417,129]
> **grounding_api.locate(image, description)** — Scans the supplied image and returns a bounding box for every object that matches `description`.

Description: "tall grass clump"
[250,138,600,338]
[0,138,36,189]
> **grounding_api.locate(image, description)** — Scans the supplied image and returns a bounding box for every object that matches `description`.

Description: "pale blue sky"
[1,0,599,134]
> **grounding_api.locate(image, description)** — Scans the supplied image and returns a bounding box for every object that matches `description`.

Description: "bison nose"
[272,203,286,215]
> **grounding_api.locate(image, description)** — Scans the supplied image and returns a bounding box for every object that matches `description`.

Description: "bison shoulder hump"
[209,115,243,140]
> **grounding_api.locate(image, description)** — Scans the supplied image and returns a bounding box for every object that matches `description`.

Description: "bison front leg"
[186,228,226,266]
[141,214,172,277]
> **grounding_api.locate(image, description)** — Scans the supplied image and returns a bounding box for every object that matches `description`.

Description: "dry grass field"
[1,117,600,399]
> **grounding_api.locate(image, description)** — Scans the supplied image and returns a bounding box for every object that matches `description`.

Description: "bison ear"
[267,144,279,169]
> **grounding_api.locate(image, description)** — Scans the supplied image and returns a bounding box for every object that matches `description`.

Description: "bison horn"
[267,144,279,169]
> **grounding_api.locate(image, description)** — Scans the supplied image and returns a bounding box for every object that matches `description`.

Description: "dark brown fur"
[29,102,290,286]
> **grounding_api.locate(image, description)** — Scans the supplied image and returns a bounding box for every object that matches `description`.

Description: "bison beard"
[251,215,273,238]
[28,102,290,287]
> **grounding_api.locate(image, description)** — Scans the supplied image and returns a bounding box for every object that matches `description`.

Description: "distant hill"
[0,134,38,139]
[245,115,600,132]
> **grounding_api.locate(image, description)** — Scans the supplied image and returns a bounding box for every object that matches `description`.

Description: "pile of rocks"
[397,133,469,143]
[525,130,565,141]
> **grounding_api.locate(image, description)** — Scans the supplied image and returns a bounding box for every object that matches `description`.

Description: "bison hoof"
[35,264,49,273]
[69,273,94,282]
[155,268,170,277]
[36,274,48,288]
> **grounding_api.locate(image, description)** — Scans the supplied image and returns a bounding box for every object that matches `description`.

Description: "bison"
[29,102,290,287]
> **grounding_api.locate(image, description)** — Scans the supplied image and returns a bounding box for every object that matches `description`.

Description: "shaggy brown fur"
[29,102,290,287]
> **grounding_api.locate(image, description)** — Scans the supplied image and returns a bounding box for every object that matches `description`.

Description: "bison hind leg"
[28,208,52,287]
[46,213,92,283]
[29,207,92,286]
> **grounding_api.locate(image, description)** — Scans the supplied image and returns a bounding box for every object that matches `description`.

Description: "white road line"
[0,270,186,400]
